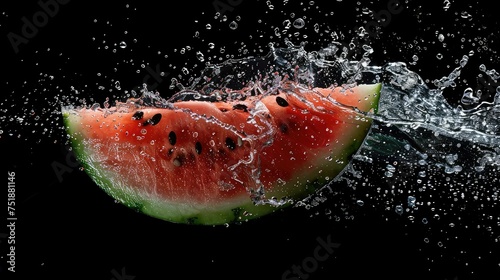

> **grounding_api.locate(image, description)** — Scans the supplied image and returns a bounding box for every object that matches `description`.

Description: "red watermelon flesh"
[62,82,381,224]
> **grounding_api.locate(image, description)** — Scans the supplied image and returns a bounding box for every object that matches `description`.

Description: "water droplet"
[437,34,445,42]
[266,0,274,10]
[460,11,471,19]
[206,24,212,30]
[313,23,320,33]
[229,21,238,30]
[293,18,305,29]
[283,19,291,29]
[357,200,364,206]
[395,205,404,215]
[119,41,127,48]
[91,103,100,110]
[443,0,451,11]
[407,196,416,208]
[386,164,396,173]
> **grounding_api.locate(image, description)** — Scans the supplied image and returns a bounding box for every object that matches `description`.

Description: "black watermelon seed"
[143,113,162,126]
[195,141,202,154]
[150,113,162,125]
[279,123,288,133]
[168,131,177,145]
[232,104,248,112]
[132,111,144,120]
[225,137,236,150]
[276,96,289,107]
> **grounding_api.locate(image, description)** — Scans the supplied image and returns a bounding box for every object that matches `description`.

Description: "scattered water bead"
[438,34,445,42]
[407,196,417,208]
[443,0,451,10]
[196,51,205,62]
[293,18,305,29]
[386,164,396,173]
[283,19,292,29]
[486,69,500,80]
[229,21,238,30]
[460,11,472,19]
[395,205,404,215]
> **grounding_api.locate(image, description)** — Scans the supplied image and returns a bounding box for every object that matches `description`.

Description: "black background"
[2,0,500,279]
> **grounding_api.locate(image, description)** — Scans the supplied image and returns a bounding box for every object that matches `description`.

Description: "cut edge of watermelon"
[61,83,382,225]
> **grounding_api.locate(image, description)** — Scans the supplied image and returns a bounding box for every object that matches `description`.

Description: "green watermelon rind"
[62,83,381,225]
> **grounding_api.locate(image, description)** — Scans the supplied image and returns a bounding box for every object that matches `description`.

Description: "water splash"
[105,40,500,216]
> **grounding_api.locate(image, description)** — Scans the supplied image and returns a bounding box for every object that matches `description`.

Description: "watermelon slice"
[62,82,381,225]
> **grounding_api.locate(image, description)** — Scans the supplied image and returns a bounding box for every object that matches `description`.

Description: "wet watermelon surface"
[62,82,380,225]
